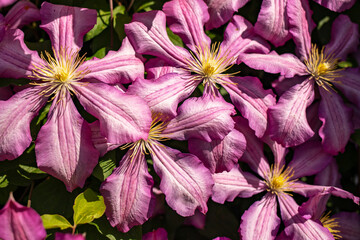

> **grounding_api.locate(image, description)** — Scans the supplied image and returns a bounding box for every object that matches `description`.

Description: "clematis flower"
[211,117,359,239]
[240,5,359,154]
[0,2,149,191]
[55,233,85,240]
[125,0,275,138]
[99,95,235,232]
[0,193,46,240]
[143,228,168,240]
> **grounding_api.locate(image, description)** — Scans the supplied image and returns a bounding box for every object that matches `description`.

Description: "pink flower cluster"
[0,0,359,239]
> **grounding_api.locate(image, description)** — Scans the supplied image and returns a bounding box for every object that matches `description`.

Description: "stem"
[109,0,114,49]
[27,181,35,207]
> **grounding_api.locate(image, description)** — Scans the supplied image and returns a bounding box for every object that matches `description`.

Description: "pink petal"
[313,0,356,12]
[74,83,152,145]
[298,191,329,220]
[145,58,182,79]
[39,2,97,53]
[4,1,40,30]
[334,68,360,108]
[0,87,46,161]
[234,117,270,179]
[0,86,13,100]
[162,95,235,142]
[318,87,353,155]
[287,141,334,179]
[291,182,360,204]
[240,51,307,78]
[36,92,99,192]
[314,161,341,187]
[221,15,270,63]
[0,0,16,8]
[188,128,246,173]
[262,135,287,169]
[89,121,120,157]
[287,0,315,60]
[0,194,46,240]
[163,0,210,52]
[143,228,168,240]
[268,79,315,148]
[184,211,206,229]
[254,0,291,47]
[240,194,280,240]
[326,15,359,60]
[55,233,85,240]
[212,166,266,204]
[278,193,334,240]
[127,73,197,119]
[100,150,155,233]
[0,29,43,79]
[332,212,360,240]
[150,143,213,216]
[224,76,276,138]
[204,0,249,30]
[79,37,144,84]
[125,10,190,67]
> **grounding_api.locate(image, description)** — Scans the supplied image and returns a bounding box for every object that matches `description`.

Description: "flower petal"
[313,0,356,12]
[0,29,43,79]
[212,166,266,203]
[254,0,291,47]
[268,79,315,147]
[224,76,276,138]
[222,15,270,63]
[55,233,85,240]
[278,193,334,240]
[326,15,359,60]
[298,191,329,220]
[89,121,120,157]
[205,0,249,30]
[74,83,152,145]
[4,0,40,30]
[163,0,210,52]
[287,0,315,60]
[39,2,97,53]
[0,87,46,161]
[240,51,307,78]
[143,228,168,240]
[162,95,235,142]
[334,68,360,108]
[127,73,197,119]
[332,212,360,240]
[36,92,99,192]
[318,87,353,155]
[314,161,341,187]
[287,141,334,179]
[0,194,46,240]
[145,58,182,79]
[150,143,213,216]
[125,10,190,67]
[188,128,246,173]
[79,37,144,84]
[240,194,280,240]
[234,117,270,179]
[100,150,155,233]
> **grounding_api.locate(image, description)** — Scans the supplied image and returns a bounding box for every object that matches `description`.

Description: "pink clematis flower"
[98,95,235,232]
[211,117,359,239]
[125,0,275,138]
[0,193,46,240]
[0,2,149,191]
[0,0,16,8]
[240,4,359,154]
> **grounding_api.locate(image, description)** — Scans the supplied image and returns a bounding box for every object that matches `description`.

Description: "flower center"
[304,44,342,92]
[184,42,237,96]
[266,165,295,195]
[31,48,89,98]
[320,212,341,239]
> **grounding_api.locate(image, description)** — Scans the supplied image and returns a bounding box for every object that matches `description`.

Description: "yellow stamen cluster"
[121,114,169,159]
[266,165,295,195]
[304,44,342,92]
[31,48,89,101]
[184,42,238,95]
[320,212,342,239]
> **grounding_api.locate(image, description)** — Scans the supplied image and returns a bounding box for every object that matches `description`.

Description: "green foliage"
[41,214,73,230]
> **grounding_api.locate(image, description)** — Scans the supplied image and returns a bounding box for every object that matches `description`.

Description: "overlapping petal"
[0,86,46,161]
[240,194,280,240]
[4,0,40,30]
[334,68,360,108]
[313,0,356,12]
[162,96,235,142]
[39,2,97,53]
[100,150,155,233]
[36,92,99,192]
[74,83,151,145]
[150,143,213,216]
[332,212,360,240]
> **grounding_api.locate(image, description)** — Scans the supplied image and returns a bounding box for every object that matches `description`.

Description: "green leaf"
[114,6,131,41]
[41,214,73,230]
[0,175,9,188]
[317,16,330,30]
[73,188,106,226]
[92,151,116,181]
[338,61,353,68]
[85,9,111,42]
[166,27,184,47]
[36,103,51,125]
[136,1,155,12]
